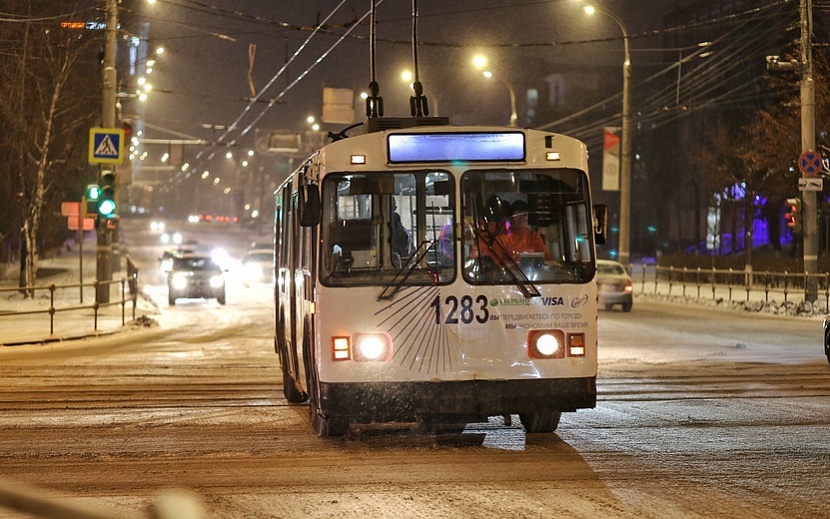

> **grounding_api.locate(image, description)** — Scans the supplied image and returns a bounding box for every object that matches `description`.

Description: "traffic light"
[785,197,802,233]
[85,183,101,215]
[98,170,117,217]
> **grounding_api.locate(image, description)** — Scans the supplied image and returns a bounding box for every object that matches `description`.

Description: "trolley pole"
[800,0,818,302]
[96,0,118,304]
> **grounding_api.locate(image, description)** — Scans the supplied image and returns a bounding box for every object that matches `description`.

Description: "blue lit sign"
[387,132,525,163]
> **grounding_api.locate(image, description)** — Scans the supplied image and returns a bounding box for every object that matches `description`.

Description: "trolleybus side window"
[461,169,595,285]
[320,170,455,286]
[276,179,292,271]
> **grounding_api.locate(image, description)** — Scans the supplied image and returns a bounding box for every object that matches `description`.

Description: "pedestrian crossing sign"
[88,127,125,164]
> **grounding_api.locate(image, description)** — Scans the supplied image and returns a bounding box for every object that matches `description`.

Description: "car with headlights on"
[158,246,196,279]
[242,248,274,286]
[167,253,226,306]
[596,259,633,312]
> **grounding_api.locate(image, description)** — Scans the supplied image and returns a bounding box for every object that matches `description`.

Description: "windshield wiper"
[471,226,541,298]
[378,240,434,301]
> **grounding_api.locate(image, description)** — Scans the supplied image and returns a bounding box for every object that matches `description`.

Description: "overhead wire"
[540,2,798,144]
[162,0,385,192]
[147,0,799,192]
[643,13,795,105]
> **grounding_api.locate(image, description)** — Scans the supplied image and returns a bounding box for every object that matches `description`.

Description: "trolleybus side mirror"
[593,204,608,245]
[299,184,321,227]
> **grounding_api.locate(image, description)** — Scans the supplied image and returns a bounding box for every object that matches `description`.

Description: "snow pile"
[637,292,827,319]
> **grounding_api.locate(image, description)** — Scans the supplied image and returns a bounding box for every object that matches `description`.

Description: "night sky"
[134,1,672,145]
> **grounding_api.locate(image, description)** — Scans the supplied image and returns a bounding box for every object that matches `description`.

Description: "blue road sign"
[89,128,125,164]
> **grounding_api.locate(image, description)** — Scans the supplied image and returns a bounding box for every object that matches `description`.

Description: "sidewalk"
[0,236,159,346]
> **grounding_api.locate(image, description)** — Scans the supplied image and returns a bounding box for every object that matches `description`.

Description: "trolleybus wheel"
[277,321,306,403]
[304,327,349,436]
[519,411,562,433]
[281,355,306,403]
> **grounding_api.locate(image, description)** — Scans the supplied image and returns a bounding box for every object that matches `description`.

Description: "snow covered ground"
[1,239,826,346]
[0,241,160,346]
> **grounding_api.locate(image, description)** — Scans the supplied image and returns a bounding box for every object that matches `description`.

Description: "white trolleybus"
[274,122,608,436]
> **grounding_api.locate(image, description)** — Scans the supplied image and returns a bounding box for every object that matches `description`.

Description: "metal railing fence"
[629,264,829,308]
[0,272,139,339]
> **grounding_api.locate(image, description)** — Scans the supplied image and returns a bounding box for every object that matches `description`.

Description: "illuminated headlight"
[245,263,263,280]
[171,273,189,290]
[528,330,565,359]
[528,330,587,358]
[331,332,393,361]
[537,334,560,356]
[354,332,392,361]
[209,275,224,288]
[159,259,173,274]
[211,248,230,269]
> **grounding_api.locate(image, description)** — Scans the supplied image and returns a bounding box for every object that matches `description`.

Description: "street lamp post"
[482,71,518,127]
[585,5,631,266]
[472,54,519,128]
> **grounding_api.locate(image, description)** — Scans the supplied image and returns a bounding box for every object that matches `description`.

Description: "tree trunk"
[20,54,73,294]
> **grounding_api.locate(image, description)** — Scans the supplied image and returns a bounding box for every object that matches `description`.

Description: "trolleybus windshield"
[319,166,595,287]
[320,170,454,286]
[461,168,595,285]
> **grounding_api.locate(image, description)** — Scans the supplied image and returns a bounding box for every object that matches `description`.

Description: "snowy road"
[1,279,828,518]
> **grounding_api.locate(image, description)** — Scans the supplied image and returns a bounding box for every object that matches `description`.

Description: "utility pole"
[97,0,118,304]
[800,0,819,302]
[768,1,819,301]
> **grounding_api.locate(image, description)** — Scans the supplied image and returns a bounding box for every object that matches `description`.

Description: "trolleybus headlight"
[353,332,392,362]
[528,330,566,359]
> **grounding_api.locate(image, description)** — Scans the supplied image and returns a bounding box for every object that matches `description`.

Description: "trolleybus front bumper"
[318,376,596,424]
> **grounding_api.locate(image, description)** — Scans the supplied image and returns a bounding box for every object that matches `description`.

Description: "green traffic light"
[96,171,116,216]
[86,184,102,201]
[98,198,117,216]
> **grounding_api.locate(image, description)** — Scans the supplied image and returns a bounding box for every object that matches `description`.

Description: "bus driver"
[495,200,558,266]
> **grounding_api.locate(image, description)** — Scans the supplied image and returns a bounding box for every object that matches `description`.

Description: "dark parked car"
[167,253,226,306]
[596,259,633,312]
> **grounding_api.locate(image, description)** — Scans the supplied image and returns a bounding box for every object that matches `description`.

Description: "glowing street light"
[585,4,632,266]
[472,54,517,127]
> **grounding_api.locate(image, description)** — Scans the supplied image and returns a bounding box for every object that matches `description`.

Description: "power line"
[538,3,796,143]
